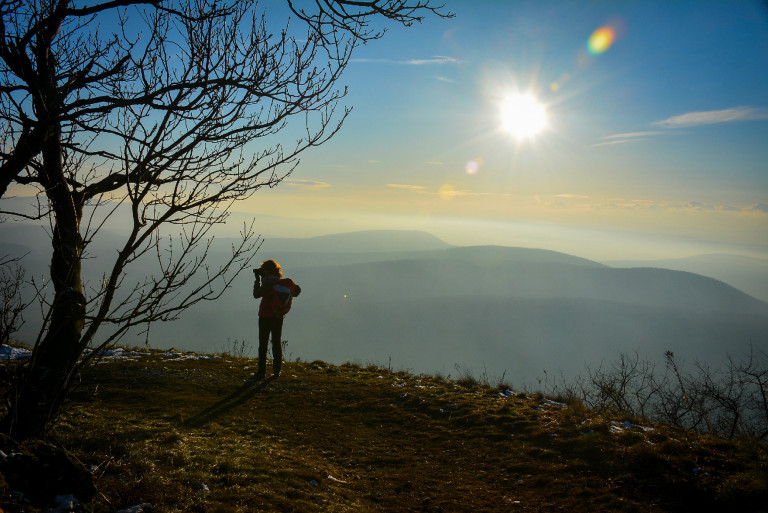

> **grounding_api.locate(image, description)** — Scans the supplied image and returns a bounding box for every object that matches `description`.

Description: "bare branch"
[0,0,448,439]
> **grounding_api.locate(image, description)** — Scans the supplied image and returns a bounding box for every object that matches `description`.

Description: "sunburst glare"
[500,93,547,139]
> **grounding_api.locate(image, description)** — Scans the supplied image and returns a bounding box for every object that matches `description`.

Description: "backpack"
[265,278,297,316]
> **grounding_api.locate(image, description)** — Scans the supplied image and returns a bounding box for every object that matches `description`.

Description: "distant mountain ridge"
[3,227,766,384]
[442,245,605,268]
[294,251,767,315]
[171,231,768,383]
[249,237,607,272]
[605,254,768,303]
[259,229,452,253]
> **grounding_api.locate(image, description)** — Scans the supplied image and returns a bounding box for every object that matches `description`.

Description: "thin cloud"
[652,106,768,128]
[587,198,767,214]
[284,179,330,190]
[603,131,665,140]
[554,194,589,199]
[351,55,460,66]
[387,184,428,191]
[688,201,715,211]
[407,56,459,65]
[597,107,768,146]
[748,203,768,214]
[426,161,444,166]
[592,139,635,147]
[387,183,490,198]
[593,131,664,147]
[444,189,491,198]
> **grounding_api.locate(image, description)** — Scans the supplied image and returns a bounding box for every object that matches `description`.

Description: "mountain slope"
[30,351,768,513]
[295,254,767,314]
[138,242,768,385]
[606,254,768,302]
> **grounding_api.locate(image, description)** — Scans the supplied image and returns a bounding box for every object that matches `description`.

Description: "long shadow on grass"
[182,376,277,428]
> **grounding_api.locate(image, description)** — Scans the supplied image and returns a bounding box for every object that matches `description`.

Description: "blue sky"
[8,0,761,261]
[242,0,768,260]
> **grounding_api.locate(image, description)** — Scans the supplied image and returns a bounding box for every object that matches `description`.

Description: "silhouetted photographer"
[252,260,301,379]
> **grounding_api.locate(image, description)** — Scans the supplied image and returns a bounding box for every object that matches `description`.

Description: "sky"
[232,0,768,261]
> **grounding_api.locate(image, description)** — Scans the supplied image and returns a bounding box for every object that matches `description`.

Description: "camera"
[253,268,262,278]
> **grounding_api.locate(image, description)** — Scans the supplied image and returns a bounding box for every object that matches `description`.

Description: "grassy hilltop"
[12,349,768,512]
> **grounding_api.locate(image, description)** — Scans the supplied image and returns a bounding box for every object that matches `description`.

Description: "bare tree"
[0,254,26,347]
[680,349,768,440]
[0,0,450,439]
[553,349,768,441]
[555,350,666,419]
[739,348,768,440]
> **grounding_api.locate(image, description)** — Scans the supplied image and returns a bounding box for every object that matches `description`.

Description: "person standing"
[252,259,301,379]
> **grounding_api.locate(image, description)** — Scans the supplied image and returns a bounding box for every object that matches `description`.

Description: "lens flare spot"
[550,72,571,92]
[439,184,457,200]
[587,26,615,55]
[465,158,483,175]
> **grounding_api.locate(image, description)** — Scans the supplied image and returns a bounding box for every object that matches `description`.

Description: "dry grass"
[19,350,768,512]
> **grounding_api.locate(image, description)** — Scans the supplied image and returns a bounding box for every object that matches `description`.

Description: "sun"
[500,94,547,139]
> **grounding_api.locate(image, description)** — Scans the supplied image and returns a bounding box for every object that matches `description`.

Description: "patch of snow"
[0,345,226,364]
[498,389,514,398]
[48,494,79,512]
[116,504,152,513]
[541,398,567,408]
[162,351,219,361]
[0,345,31,360]
[610,420,654,433]
[91,347,143,360]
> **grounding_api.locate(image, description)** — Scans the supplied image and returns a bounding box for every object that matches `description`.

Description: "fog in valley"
[3,225,768,386]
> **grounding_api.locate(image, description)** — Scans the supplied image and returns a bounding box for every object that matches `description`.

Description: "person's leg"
[256,317,270,379]
[270,317,284,376]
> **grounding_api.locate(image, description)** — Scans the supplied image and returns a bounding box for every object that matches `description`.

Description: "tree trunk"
[1,128,86,440]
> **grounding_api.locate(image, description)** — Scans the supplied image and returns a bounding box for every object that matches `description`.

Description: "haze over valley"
[3,226,765,385]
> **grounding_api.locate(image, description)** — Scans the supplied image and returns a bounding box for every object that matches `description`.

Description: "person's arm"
[292,284,301,297]
[253,275,275,298]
